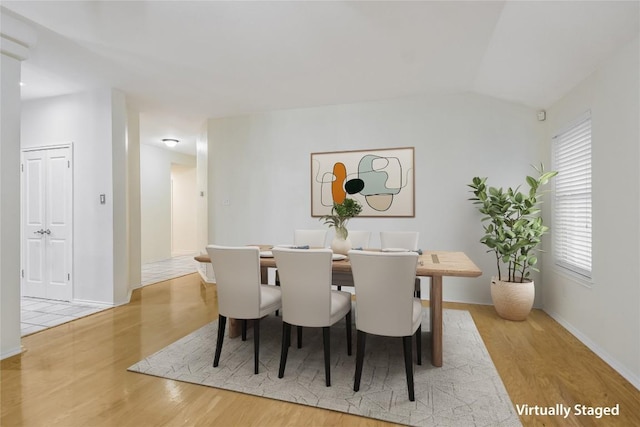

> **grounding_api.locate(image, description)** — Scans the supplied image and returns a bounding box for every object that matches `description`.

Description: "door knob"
[44,229,51,235]
[34,229,44,235]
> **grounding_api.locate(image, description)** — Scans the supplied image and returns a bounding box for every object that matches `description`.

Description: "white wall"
[127,106,142,289]
[140,144,170,263]
[140,145,196,263]
[111,90,130,303]
[542,35,640,388]
[0,51,24,359]
[208,92,545,305]
[171,164,197,256]
[196,125,209,255]
[21,88,130,306]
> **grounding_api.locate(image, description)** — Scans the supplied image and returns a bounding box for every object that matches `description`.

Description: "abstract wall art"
[311,147,415,217]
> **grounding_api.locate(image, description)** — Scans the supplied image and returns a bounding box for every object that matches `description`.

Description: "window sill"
[552,264,594,289]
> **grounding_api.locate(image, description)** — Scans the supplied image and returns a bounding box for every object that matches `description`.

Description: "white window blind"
[552,113,592,278]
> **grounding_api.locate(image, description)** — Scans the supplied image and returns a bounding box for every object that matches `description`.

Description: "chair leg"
[213,315,227,367]
[275,270,280,317]
[297,326,303,349]
[414,277,421,298]
[416,325,422,366]
[402,335,415,401]
[353,330,366,392]
[253,318,260,374]
[242,319,247,341]
[278,322,291,378]
[345,310,352,356]
[323,326,331,386]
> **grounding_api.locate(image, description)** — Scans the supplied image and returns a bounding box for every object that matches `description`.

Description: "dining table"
[195,245,481,367]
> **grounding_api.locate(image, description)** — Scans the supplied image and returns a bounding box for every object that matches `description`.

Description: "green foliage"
[468,165,558,283]
[319,198,363,238]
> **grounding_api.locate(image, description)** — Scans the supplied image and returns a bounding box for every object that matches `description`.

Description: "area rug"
[128,308,520,426]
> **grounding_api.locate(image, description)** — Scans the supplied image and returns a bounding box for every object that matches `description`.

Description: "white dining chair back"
[380,231,419,251]
[346,230,371,249]
[273,248,332,326]
[206,245,282,374]
[207,245,263,319]
[272,247,352,386]
[348,249,422,401]
[294,229,328,247]
[349,250,421,336]
[380,231,423,298]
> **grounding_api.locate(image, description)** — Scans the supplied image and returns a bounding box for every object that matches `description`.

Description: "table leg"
[430,275,443,367]
[229,319,240,338]
[332,271,354,289]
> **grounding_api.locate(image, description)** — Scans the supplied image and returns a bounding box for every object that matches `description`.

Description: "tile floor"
[21,254,200,337]
[140,254,199,286]
[20,297,111,337]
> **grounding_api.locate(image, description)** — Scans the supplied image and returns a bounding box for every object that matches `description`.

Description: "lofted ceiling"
[2,1,638,155]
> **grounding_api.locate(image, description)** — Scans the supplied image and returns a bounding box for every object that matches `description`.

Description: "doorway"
[170,163,198,257]
[21,145,73,301]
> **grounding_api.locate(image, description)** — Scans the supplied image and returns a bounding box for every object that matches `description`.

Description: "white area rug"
[128,308,520,426]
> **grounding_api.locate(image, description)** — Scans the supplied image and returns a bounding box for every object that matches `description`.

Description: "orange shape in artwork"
[332,162,347,204]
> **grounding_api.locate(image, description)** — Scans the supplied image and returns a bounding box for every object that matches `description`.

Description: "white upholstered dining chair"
[272,247,352,387]
[273,230,329,314]
[380,231,423,297]
[274,228,328,291]
[293,229,328,247]
[206,245,282,375]
[346,230,371,249]
[348,250,422,401]
[380,231,420,251]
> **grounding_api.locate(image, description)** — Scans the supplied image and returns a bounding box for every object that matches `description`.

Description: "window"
[552,112,592,278]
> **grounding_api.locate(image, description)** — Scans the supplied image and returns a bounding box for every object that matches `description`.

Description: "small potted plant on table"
[319,198,363,255]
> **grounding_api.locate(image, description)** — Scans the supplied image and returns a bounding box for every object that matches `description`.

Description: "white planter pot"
[331,236,352,255]
[490,277,535,321]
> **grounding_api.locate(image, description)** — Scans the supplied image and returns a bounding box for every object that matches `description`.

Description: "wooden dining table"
[195,246,481,367]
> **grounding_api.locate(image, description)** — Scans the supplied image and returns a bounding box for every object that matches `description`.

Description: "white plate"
[381,248,410,253]
[332,254,347,261]
[259,251,273,258]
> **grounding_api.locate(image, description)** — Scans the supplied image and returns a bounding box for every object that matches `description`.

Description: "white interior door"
[22,146,73,301]
[23,150,47,298]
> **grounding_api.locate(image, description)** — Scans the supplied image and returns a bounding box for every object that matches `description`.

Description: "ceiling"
[3,1,638,155]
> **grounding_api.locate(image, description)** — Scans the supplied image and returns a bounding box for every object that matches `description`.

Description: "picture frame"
[311,147,415,217]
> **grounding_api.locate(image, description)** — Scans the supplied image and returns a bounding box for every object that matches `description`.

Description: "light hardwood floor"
[2,273,639,426]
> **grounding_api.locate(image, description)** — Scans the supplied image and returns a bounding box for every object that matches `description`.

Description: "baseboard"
[72,294,131,308]
[117,289,133,307]
[71,298,115,307]
[197,269,215,284]
[545,308,640,391]
[1,346,22,360]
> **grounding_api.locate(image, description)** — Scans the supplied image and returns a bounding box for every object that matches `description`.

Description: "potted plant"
[468,165,557,320]
[319,198,363,255]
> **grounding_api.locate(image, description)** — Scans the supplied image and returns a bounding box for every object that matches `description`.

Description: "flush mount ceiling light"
[162,138,179,148]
